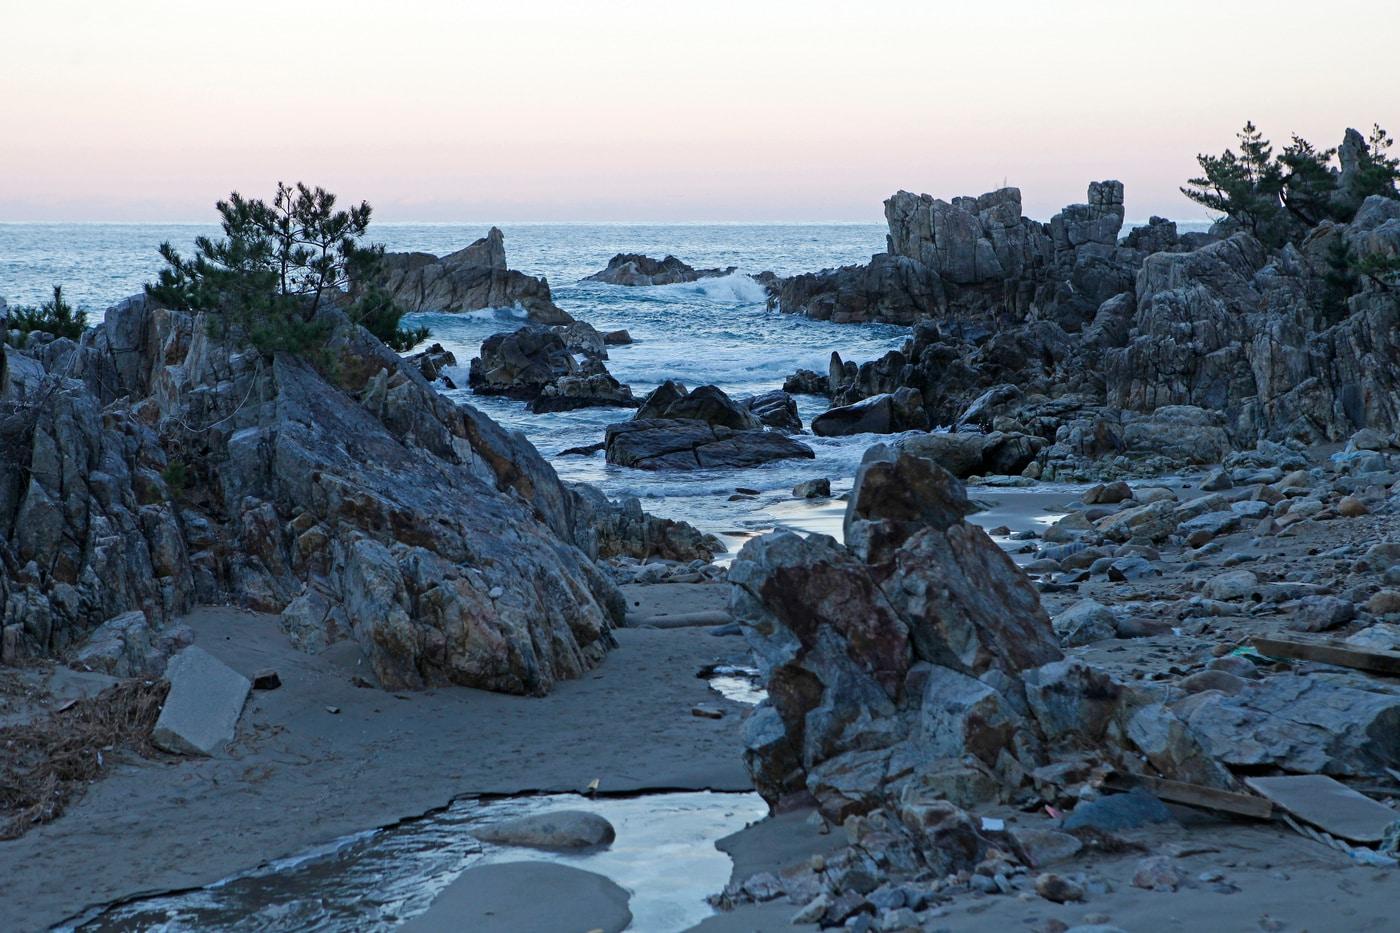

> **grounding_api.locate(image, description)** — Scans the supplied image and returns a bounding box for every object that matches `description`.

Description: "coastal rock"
[811,388,929,437]
[468,325,578,398]
[893,431,1045,478]
[373,227,571,324]
[530,369,638,413]
[1,296,631,696]
[584,253,735,286]
[777,253,943,325]
[731,449,1060,816]
[743,389,803,433]
[604,419,814,471]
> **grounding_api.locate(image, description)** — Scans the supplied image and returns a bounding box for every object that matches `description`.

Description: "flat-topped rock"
[152,646,251,756]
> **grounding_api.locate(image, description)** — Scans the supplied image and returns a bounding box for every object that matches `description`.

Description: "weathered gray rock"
[473,810,616,850]
[1052,600,1117,647]
[70,610,193,677]
[373,227,571,323]
[584,253,734,286]
[152,646,251,756]
[468,325,579,398]
[1176,675,1400,777]
[530,369,638,413]
[2,296,636,696]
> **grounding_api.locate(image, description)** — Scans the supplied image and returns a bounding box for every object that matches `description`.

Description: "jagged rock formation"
[729,446,1268,820]
[0,296,708,694]
[373,227,572,324]
[810,388,929,437]
[781,149,1400,470]
[585,253,736,286]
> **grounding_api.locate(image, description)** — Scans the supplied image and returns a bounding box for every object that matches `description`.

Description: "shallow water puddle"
[698,664,766,705]
[67,791,768,933]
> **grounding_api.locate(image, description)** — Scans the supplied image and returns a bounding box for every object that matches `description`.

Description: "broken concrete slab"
[1245,775,1399,844]
[152,646,251,756]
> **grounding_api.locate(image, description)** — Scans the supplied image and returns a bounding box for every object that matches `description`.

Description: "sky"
[2,0,1396,223]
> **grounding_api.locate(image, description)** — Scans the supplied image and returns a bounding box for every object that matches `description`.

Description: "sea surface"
[0,221,1197,546]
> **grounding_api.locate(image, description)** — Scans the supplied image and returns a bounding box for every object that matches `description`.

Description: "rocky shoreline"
[4,131,1400,931]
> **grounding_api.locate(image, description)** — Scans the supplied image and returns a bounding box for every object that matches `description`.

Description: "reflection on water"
[698,664,766,705]
[68,791,768,933]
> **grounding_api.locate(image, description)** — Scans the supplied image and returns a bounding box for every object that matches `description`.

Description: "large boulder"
[811,388,930,437]
[373,227,571,324]
[730,448,1061,815]
[894,431,1045,478]
[584,253,735,286]
[742,390,803,433]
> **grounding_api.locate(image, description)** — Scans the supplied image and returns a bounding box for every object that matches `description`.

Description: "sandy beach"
[0,605,753,931]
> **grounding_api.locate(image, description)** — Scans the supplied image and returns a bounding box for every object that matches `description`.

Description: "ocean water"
[1,220,1197,544]
[1,222,917,544]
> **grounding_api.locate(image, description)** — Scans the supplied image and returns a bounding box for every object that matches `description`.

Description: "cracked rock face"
[0,295,718,695]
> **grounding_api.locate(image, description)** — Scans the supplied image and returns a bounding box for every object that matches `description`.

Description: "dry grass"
[0,678,170,839]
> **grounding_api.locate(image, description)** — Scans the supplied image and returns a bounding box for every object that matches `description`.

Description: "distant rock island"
[374,227,572,323]
[585,253,736,286]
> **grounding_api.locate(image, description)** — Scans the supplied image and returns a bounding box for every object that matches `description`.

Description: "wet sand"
[0,608,753,932]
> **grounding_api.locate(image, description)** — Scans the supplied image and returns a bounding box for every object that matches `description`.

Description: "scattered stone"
[794,478,832,499]
[1288,595,1355,632]
[1035,873,1086,903]
[251,669,282,690]
[1131,856,1181,892]
[692,704,725,719]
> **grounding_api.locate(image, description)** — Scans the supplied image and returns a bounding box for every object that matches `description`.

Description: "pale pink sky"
[2,1,1395,222]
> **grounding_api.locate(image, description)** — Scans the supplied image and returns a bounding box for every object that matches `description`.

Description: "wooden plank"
[1251,635,1400,677]
[1103,773,1274,820]
[1246,775,1400,844]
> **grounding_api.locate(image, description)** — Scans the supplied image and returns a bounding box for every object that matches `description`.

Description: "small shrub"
[6,286,87,341]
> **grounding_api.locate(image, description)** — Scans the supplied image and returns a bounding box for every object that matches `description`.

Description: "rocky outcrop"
[785,152,1400,462]
[0,294,706,696]
[602,383,815,470]
[584,253,736,286]
[730,446,1062,815]
[730,442,1266,822]
[468,325,637,412]
[373,227,571,324]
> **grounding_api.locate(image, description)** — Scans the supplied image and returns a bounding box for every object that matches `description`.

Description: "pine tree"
[5,285,88,342]
[147,183,428,355]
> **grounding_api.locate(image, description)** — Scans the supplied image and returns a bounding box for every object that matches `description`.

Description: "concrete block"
[152,646,250,756]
